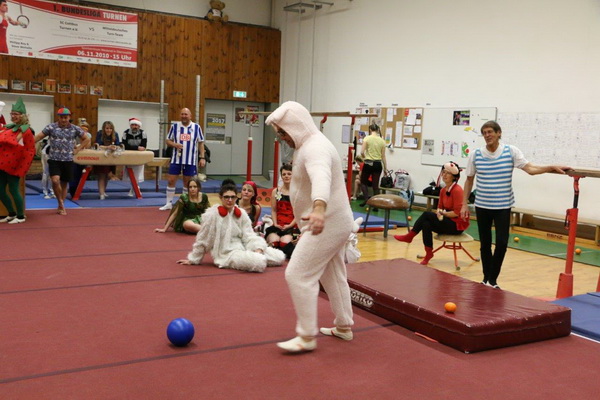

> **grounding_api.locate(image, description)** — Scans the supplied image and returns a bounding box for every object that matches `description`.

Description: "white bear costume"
[266,101,355,339]
[187,204,285,272]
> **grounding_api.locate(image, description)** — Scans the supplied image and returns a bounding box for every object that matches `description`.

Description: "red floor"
[1,208,599,399]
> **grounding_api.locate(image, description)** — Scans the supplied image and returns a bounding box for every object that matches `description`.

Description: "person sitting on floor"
[393,161,469,265]
[155,176,210,234]
[176,180,285,273]
[265,164,300,258]
[236,180,262,228]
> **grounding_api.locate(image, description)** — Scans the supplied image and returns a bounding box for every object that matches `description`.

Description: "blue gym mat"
[353,211,407,227]
[26,195,80,210]
[553,292,600,342]
[25,178,224,195]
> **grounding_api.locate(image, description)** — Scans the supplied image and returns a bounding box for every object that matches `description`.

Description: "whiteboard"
[98,99,164,150]
[498,112,600,169]
[420,107,497,167]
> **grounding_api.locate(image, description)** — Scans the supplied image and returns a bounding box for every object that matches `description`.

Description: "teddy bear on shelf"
[206,0,229,23]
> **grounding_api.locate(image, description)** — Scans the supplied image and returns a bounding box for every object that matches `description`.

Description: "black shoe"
[359,202,367,207]
[372,207,379,212]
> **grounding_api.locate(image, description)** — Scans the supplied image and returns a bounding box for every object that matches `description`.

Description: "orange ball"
[444,302,457,313]
[407,216,412,221]
[575,248,582,255]
[514,236,520,242]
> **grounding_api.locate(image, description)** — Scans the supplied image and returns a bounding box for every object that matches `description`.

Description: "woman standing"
[94,121,121,200]
[359,123,387,206]
[155,176,210,234]
[0,98,35,223]
[177,181,285,273]
[394,162,469,265]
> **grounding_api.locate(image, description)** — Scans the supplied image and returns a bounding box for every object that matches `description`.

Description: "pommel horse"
[72,147,154,200]
[555,168,600,298]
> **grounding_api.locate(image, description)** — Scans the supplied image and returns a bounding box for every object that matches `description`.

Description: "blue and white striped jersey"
[167,122,205,166]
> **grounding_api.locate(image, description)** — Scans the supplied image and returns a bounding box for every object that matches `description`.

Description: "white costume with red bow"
[187,204,285,272]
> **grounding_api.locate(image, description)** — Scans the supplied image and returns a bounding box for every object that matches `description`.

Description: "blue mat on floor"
[26,195,79,209]
[553,292,600,341]
[71,191,168,208]
[353,211,407,227]
[25,179,224,194]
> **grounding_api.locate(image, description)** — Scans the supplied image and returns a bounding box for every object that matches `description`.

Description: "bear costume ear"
[218,206,242,218]
[233,206,242,218]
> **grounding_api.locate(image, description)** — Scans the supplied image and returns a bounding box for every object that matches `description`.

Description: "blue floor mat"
[353,211,407,227]
[25,178,224,194]
[26,195,79,209]
[553,292,600,341]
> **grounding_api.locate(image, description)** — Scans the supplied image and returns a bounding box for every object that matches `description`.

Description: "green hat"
[11,97,26,114]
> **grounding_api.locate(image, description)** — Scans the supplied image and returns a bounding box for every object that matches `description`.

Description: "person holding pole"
[460,121,570,289]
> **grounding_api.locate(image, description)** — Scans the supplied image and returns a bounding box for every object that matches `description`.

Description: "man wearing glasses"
[460,121,570,289]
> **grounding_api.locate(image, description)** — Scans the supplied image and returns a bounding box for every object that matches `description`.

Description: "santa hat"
[129,118,142,127]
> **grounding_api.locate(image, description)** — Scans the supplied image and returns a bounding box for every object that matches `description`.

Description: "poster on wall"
[206,113,226,142]
[3,0,138,68]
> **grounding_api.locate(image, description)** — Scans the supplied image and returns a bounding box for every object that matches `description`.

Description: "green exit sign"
[233,90,247,98]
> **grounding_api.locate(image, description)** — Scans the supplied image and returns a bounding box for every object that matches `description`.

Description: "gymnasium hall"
[1,1,599,398]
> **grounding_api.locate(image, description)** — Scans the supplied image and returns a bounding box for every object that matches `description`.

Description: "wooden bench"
[511,207,600,245]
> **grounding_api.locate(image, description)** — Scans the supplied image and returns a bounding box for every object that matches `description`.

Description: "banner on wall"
[3,0,138,68]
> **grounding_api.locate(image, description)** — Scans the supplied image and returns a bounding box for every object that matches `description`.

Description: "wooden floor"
[207,193,598,299]
[359,227,599,299]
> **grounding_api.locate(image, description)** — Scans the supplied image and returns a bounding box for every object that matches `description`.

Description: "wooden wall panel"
[0,7,280,131]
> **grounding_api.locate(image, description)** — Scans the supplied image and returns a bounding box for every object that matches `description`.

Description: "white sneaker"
[128,189,134,197]
[0,215,16,223]
[159,203,173,211]
[100,194,106,200]
[276,336,317,353]
[43,194,52,199]
[8,217,26,224]
[319,327,353,341]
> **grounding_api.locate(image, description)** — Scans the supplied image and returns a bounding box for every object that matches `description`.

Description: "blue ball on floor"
[167,318,195,347]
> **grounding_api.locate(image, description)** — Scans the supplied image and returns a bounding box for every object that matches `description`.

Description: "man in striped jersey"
[160,108,206,210]
[460,121,570,289]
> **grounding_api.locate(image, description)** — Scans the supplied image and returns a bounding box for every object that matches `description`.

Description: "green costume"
[168,192,210,233]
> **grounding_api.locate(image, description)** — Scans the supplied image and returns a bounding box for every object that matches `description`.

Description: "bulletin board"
[354,106,423,150]
[498,112,600,169]
[420,107,497,167]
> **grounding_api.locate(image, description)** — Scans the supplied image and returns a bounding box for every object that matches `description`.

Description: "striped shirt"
[167,122,204,166]
[468,144,527,209]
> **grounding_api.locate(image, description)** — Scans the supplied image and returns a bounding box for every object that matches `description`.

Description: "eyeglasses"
[222,195,237,200]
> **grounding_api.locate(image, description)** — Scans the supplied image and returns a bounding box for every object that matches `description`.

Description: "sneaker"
[43,194,52,199]
[350,196,357,200]
[490,283,501,289]
[159,203,173,211]
[319,327,353,341]
[276,336,317,353]
[372,207,379,212]
[359,202,367,207]
[100,194,106,200]
[128,189,134,197]
[8,217,26,224]
[0,215,16,223]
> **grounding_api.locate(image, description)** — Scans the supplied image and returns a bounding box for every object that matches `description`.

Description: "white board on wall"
[420,107,497,167]
[0,93,54,134]
[498,112,600,169]
[98,99,164,150]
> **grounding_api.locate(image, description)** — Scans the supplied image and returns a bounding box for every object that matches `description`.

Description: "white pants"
[122,165,145,184]
[285,227,354,337]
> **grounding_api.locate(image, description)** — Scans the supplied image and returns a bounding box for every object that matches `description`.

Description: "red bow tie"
[218,206,242,218]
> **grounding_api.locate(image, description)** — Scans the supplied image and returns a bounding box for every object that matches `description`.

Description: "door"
[204,100,265,175]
